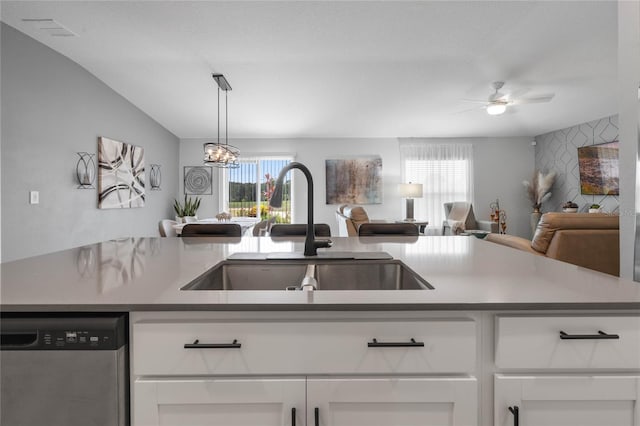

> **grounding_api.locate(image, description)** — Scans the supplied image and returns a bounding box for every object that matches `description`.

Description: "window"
[400,143,473,232]
[222,156,294,223]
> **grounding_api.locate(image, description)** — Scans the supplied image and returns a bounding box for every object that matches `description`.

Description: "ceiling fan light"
[487,103,506,115]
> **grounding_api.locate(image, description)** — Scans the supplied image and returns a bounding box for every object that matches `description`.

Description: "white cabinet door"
[307,377,477,426]
[134,378,305,426]
[495,375,640,426]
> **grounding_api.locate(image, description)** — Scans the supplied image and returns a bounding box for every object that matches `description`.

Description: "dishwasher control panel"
[0,315,126,350]
[42,329,117,349]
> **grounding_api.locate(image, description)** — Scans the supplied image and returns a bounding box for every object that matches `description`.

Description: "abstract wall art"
[184,166,213,195]
[578,141,619,195]
[325,156,383,204]
[98,136,145,209]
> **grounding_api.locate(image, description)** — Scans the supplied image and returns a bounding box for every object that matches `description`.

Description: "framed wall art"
[98,136,145,209]
[184,166,213,195]
[325,156,382,204]
[577,141,619,195]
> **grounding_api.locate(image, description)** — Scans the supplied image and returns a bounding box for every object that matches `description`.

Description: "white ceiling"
[1,1,618,139]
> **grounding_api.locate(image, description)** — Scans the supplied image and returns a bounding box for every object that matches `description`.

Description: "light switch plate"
[29,191,39,204]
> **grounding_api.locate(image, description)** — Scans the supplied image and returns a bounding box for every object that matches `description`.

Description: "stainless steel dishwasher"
[1,314,128,426]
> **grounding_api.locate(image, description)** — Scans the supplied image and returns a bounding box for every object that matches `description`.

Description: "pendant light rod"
[204,73,239,169]
[225,89,228,146]
[212,73,232,91]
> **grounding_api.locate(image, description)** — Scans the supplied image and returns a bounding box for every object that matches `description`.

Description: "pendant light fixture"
[203,73,240,168]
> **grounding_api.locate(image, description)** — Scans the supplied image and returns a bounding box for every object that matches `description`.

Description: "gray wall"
[399,137,535,238]
[1,23,179,262]
[180,136,534,238]
[534,115,619,214]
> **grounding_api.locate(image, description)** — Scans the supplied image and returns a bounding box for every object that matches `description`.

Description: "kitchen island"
[2,236,640,426]
[1,236,639,311]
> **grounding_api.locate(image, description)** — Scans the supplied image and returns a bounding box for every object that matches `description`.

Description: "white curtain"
[399,142,474,233]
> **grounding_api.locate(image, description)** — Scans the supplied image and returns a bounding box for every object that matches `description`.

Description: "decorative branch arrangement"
[523,170,556,211]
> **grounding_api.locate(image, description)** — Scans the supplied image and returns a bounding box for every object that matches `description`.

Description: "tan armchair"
[335,205,370,236]
[442,202,498,235]
[486,212,619,276]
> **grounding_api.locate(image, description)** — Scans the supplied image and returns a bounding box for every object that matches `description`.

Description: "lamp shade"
[399,183,423,198]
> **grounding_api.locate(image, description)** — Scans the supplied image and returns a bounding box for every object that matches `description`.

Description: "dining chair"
[158,219,178,237]
[269,223,331,238]
[357,222,419,236]
[252,217,277,236]
[181,223,242,237]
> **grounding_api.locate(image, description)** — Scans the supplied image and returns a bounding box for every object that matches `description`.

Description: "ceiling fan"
[463,81,555,115]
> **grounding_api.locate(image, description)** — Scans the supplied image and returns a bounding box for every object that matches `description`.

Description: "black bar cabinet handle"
[314,407,319,426]
[183,339,242,349]
[559,330,620,340]
[368,338,425,347]
[508,406,519,426]
[291,407,296,426]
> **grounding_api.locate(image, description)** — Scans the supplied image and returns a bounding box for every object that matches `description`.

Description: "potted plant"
[589,204,602,213]
[174,195,201,223]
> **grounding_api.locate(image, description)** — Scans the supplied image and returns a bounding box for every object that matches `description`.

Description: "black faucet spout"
[270,162,331,256]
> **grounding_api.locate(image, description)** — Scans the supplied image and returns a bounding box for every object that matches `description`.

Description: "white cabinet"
[494,314,640,426]
[134,378,305,426]
[131,311,640,425]
[131,313,478,426]
[134,376,477,426]
[307,377,477,426]
[494,375,640,426]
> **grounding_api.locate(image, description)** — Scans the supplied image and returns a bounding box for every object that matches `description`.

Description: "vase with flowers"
[523,170,556,236]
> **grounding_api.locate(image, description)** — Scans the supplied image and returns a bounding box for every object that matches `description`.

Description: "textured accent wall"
[534,115,619,214]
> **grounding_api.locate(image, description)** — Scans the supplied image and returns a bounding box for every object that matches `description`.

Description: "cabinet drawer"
[495,315,640,369]
[133,319,476,375]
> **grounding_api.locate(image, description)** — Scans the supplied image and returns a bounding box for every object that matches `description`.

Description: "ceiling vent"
[21,18,77,37]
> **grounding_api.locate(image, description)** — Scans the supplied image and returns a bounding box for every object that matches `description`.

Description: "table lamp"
[399,183,423,221]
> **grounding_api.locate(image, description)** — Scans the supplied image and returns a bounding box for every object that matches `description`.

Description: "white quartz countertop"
[1,236,639,311]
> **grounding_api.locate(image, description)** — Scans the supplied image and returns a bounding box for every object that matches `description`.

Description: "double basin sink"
[181,255,433,291]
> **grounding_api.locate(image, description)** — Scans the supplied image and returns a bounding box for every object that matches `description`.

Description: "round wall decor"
[184,166,212,195]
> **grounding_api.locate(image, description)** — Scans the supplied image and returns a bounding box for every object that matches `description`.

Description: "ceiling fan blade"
[461,99,489,104]
[505,88,531,100]
[510,94,555,105]
[451,105,485,114]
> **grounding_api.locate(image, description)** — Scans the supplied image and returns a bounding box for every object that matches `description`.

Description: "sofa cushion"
[531,213,619,254]
[545,229,619,276]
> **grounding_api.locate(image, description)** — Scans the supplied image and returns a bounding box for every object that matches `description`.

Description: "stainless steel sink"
[181,260,433,291]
